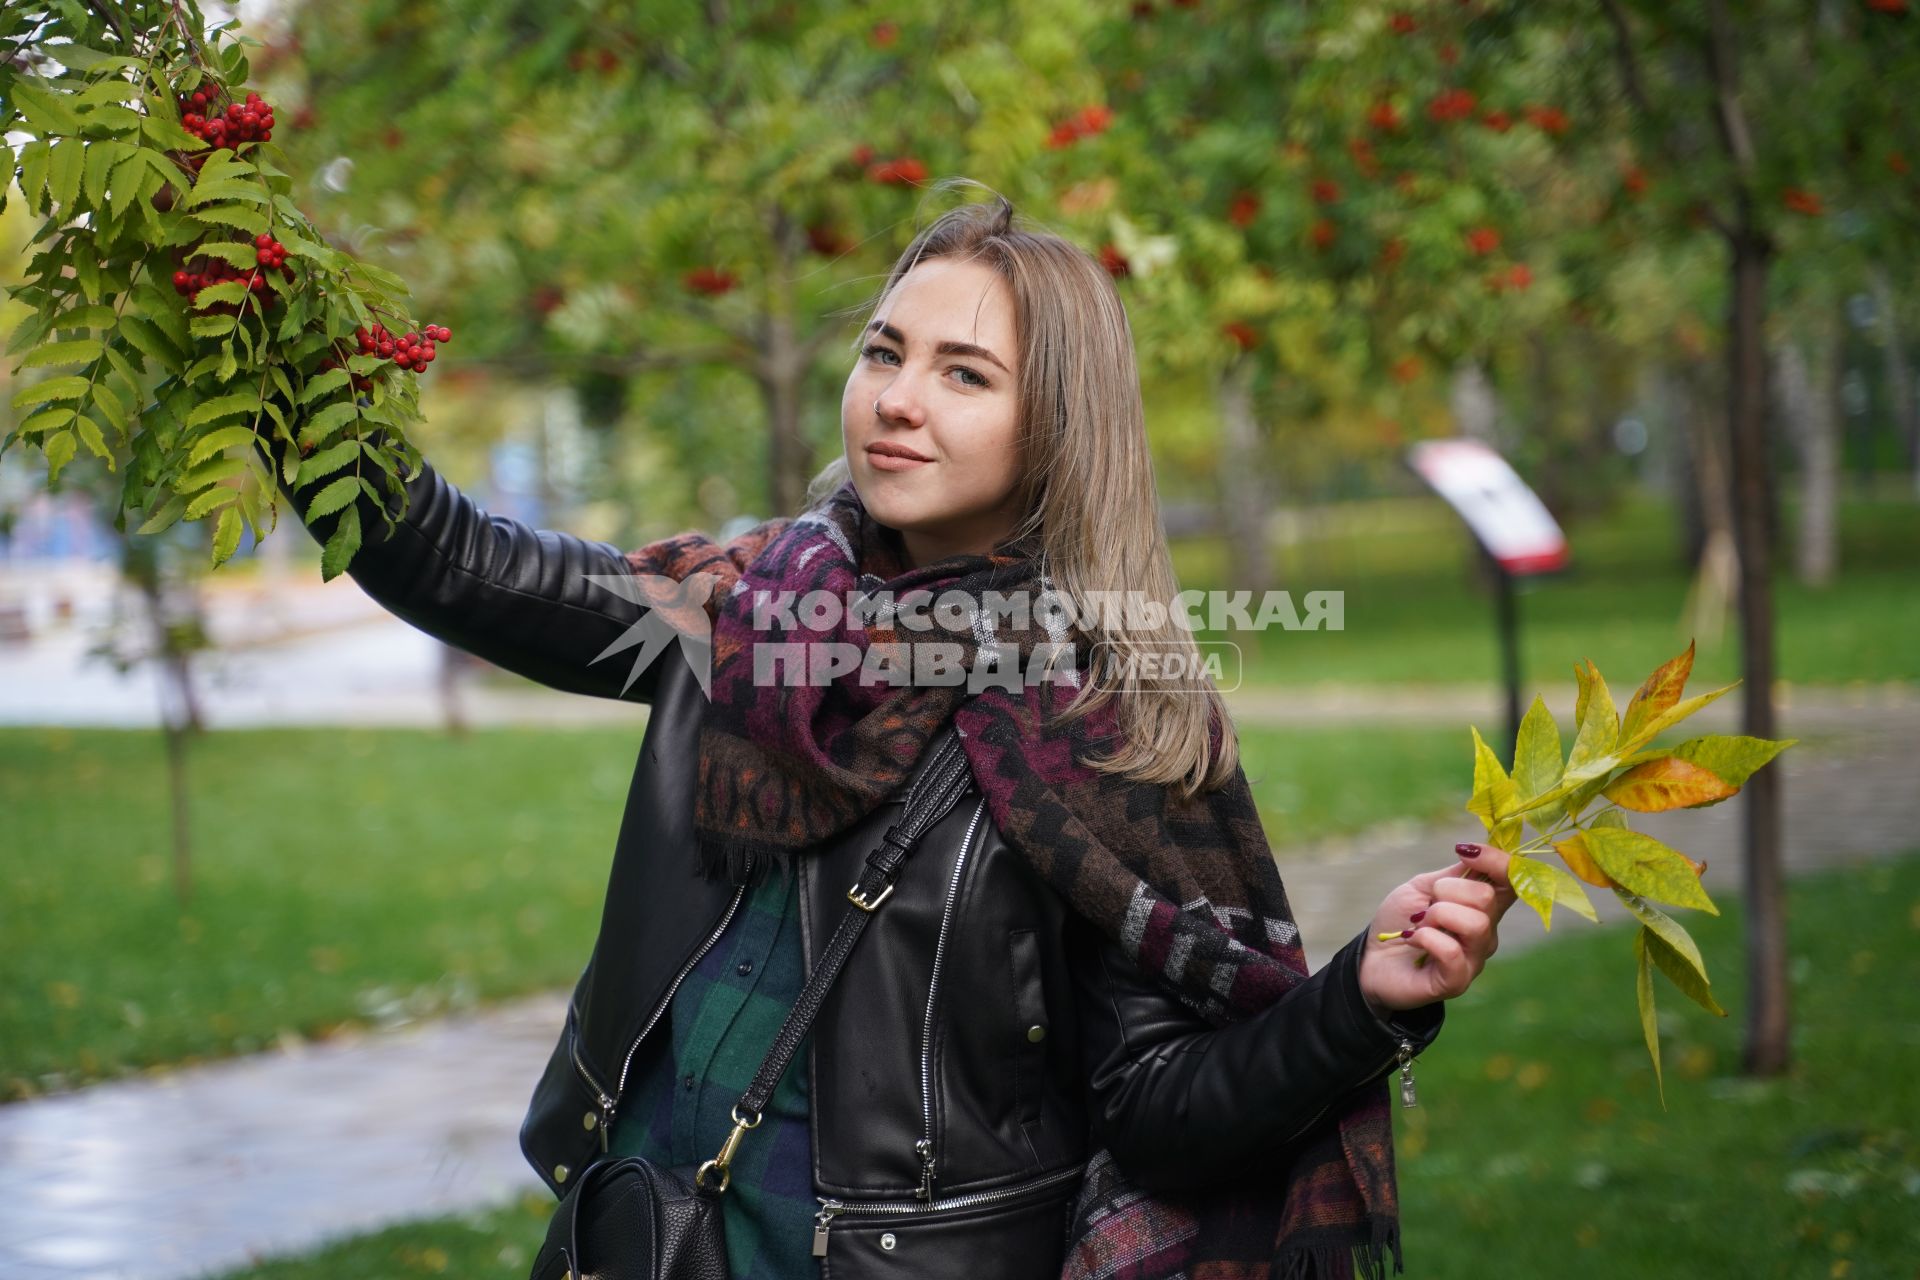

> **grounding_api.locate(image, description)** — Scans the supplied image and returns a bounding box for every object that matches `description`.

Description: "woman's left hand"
[1357,841,1518,1017]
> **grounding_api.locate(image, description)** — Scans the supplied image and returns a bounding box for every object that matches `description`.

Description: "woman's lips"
[866,445,931,471]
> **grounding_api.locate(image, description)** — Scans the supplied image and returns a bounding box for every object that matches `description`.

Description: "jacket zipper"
[570,883,749,1147]
[813,1160,1083,1259]
[916,796,988,1201]
[1277,1036,1420,1149]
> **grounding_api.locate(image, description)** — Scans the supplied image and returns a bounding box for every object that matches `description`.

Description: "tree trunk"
[760,206,812,517]
[1867,265,1920,496]
[1771,314,1839,586]
[1215,358,1273,596]
[1448,359,1502,444]
[1727,229,1790,1077]
[164,720,192,905]
[1680,359,1739,649]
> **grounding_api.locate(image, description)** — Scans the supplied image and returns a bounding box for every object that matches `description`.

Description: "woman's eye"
[863,344,988,389]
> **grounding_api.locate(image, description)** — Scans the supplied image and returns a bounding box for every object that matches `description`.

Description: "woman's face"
[841,257,1025,570]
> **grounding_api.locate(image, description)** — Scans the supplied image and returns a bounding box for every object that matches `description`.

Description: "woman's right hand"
[1356,841,1517,1017]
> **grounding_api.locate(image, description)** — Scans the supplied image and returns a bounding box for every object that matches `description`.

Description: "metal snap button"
[737,960,754,976]
[880,1232,897,1251]
[1027,1024,1046,1042]
[582,1111,598,1131]
[554,1163,570,1183]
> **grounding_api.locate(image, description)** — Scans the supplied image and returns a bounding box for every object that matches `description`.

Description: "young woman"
[281,190,1515,1280]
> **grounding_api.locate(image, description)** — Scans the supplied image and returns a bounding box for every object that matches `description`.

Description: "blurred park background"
[2,1,1917,1277]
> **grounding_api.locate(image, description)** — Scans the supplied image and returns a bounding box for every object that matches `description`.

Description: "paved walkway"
[1,700,1914,1278]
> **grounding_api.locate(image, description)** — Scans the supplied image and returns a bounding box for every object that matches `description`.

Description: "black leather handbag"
[528,735,977,1280]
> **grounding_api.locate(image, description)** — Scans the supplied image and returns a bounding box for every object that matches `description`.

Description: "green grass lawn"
[1173,494,1920,689]
[0,721,1470,1092]
[210,850,1920,1280]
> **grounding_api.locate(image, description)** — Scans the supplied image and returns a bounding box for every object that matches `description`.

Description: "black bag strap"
[692,730,975,1194]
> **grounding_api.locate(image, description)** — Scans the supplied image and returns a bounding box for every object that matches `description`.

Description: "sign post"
[1405,440,1570,761]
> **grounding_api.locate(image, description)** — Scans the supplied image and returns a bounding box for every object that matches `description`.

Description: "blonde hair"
[806,180,1239,799]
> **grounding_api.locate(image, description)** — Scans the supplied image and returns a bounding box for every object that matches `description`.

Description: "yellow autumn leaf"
[1601,756,1738,812]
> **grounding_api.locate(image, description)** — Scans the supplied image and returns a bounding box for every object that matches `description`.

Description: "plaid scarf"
[624,481,1405,1280]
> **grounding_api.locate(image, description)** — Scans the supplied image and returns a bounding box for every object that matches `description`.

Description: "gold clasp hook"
[694,1104,763,1193]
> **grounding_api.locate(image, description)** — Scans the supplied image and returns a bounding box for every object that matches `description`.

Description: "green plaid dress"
[607,868,819,1278]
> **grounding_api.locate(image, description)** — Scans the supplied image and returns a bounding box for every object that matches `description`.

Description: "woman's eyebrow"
[866,320,1009,375]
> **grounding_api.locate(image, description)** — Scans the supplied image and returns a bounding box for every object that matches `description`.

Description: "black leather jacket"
[283,456,1445,1278]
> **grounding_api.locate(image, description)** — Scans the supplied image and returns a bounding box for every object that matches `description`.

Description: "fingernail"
[1396,928,1415,939]
[1455,842,1483,857]
[1409,910,1427,923]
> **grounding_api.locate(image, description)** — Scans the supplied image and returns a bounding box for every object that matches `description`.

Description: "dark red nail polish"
[1397,928,1416,939]
[1455,842,1483,857]
[1410,910,1427,923]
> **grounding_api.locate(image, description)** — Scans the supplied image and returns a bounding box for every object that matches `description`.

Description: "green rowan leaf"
[174,454,247,495]
[115,314,180,366]
[187,201,270,234]
[56,47,143,74]
[141,115,208,153]
[12,80,83,136]
[298,367,351,404]
[17,406,77,437]
[18,140,52,210]
[73,241,101,302]
[190,314,238,339]
[72,414,112,466]
[135,492,188,535]
[48,138,85,211]
[57,304,121,333]
[183,179,269,209]
[83,141,118,208]
[299,400,360,446]
[295,440,360,487]
[12,375,92,410]
[305,474,362,519]
[107,148,146,219]
[94,379,130,435]
[195,281,249,308]
[211,506,244,566]
[320,503,362,581]
[188,392,263,429]
[19,338,105,369]
[43,430,77,483]
[189,424,262,465]
[83,105,145,138]
[183,486,233,520]
[195,243,261,269]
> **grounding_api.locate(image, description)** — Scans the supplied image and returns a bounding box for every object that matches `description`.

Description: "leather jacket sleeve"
[273,437,663,702]
[1068,918,1445,1193]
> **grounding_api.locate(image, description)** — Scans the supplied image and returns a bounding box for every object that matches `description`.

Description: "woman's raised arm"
[1067,918,1445,1193]
[271,436,670,704]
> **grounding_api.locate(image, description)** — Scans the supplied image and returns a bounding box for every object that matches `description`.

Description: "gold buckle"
[694,1105,763,1193]
[847,880,894,912]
